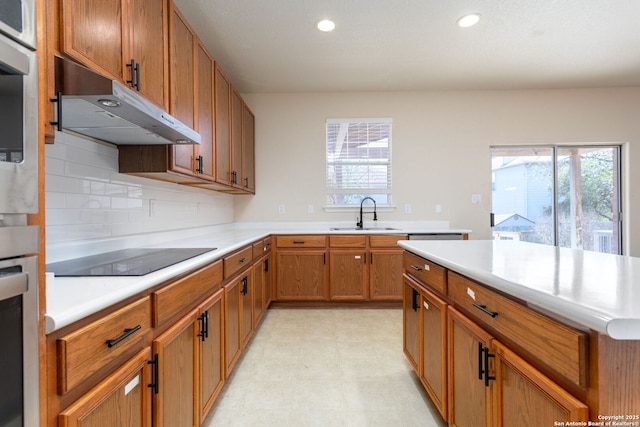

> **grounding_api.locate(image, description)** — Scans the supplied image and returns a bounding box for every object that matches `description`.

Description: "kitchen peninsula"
[400,239,640,425]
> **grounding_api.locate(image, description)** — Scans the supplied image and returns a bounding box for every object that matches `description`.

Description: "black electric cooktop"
[47,248,216,277]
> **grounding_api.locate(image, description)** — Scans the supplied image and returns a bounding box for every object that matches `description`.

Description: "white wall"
[236,88,640,255]
[45,132,234,246]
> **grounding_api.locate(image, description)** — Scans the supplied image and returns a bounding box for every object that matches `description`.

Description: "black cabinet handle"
[239,257,248,263]
[473,303,499,318]
[148,353,159,394]
[105,325,141,348]
[411,288,419,311]
[49,92,63,131]
[478,342,496,386]
[484,346,496,386]
[293,241,305,244]
[126,59,136,89]
[241,277,248,295]
[244,177,249,187]
[264,259,269,273]
[197,312,207,341]
[196,156,204,174]
[410,265,422,272]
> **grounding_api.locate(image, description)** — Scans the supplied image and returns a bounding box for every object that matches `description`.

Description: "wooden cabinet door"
[224,278,242,376]
[214,66,232,186]
[197,289,225,424]
[420,286,448,421]
[59,348,152,427]
[194,41,215,181]
[169,5,196,176]
[276,250,328,300]
[230,90,243,188]
[329,250,367,300]
[253,258,266,326]
[152,309,198,427]
[242,104,256,192]
[129,0,167,108]
[264,254,272,308]
[448,307,493,427]
[402,278,421,372]
[240,274,254,346]
[369,249,404,300]
[61,0,124,83]
[492,340,588,426]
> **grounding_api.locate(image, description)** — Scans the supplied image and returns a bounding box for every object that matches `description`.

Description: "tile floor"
[202,308,446,427]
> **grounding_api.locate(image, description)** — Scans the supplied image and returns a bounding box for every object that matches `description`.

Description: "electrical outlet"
[435,204,442,214]
[471,194,481,204]
[307,204,314,214]
[278,204,285,214]
[404,203,411,214]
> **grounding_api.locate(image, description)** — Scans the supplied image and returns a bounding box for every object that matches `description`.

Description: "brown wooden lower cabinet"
[402,278,420,371]
[369,248,404,300]
[152,309,198,427]
[58,348,152,427]
[197,288,225,423]
[276,250,328,300]
[493,339,588,425]
[329,249,367,300]
[224,277,242,377]
[448,307,493,427]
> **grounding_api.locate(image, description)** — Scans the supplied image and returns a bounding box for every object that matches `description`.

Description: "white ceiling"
[173,0,640,94]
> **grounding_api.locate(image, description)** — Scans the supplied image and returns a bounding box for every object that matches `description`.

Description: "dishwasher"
[407,233,465,240]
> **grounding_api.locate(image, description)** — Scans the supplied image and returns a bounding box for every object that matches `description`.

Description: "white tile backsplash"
[46,132,234,246]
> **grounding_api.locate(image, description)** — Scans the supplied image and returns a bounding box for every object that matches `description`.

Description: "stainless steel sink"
[330,227,399,231]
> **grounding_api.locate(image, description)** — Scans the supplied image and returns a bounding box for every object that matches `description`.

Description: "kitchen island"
[399,239,640,425]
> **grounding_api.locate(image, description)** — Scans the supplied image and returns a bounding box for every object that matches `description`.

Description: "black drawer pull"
[105,325,142,348]
[148,353,159,394]
[293,241,305,244]
[473,303,499,318]
[239,257,248,263]
[410,265,422,272]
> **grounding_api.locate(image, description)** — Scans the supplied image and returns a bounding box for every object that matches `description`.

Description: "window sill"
[322,205,397,213]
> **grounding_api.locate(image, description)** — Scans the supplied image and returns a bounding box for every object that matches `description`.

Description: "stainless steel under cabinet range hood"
[53,56,200,145]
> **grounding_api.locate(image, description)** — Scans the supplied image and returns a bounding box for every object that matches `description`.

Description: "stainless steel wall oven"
[0,0,39,426]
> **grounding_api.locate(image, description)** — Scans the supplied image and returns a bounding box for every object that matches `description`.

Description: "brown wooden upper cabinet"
[242,104,256,193]
[60,0,168,109]
[214,65,232,187]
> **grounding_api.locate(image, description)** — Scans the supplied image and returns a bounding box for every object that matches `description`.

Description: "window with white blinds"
[326,118,392,206]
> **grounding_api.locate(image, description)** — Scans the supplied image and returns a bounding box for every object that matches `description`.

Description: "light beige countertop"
[45,221,470,333]
[399,239,640,340]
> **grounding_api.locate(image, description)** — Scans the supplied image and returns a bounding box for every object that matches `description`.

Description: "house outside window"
[325,118,392,207]
[491,145,622,254]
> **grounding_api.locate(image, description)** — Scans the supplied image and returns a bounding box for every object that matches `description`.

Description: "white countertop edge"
[397,241,637,339]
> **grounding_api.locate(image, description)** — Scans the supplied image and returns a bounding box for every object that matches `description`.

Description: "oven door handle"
[0,272,29,300]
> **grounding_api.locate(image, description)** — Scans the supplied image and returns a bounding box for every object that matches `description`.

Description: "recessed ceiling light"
[316,19,336,32]
[456,13,481,28]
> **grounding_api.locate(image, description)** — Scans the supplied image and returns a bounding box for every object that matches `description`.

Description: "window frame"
[324,118,393,211]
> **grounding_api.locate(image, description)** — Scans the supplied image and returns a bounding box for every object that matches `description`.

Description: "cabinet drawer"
[276,235,327,248]
[252,237,271,259]
[153,261,223,327]
[369,234,407,248]
[329,235,366,248]
[447,271,588,388]
[403,252,446,295]
[224,246,253,279]
[57,297,152,394]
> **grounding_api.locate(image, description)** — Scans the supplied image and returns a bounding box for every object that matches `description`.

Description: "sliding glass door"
[491,145,621,254]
